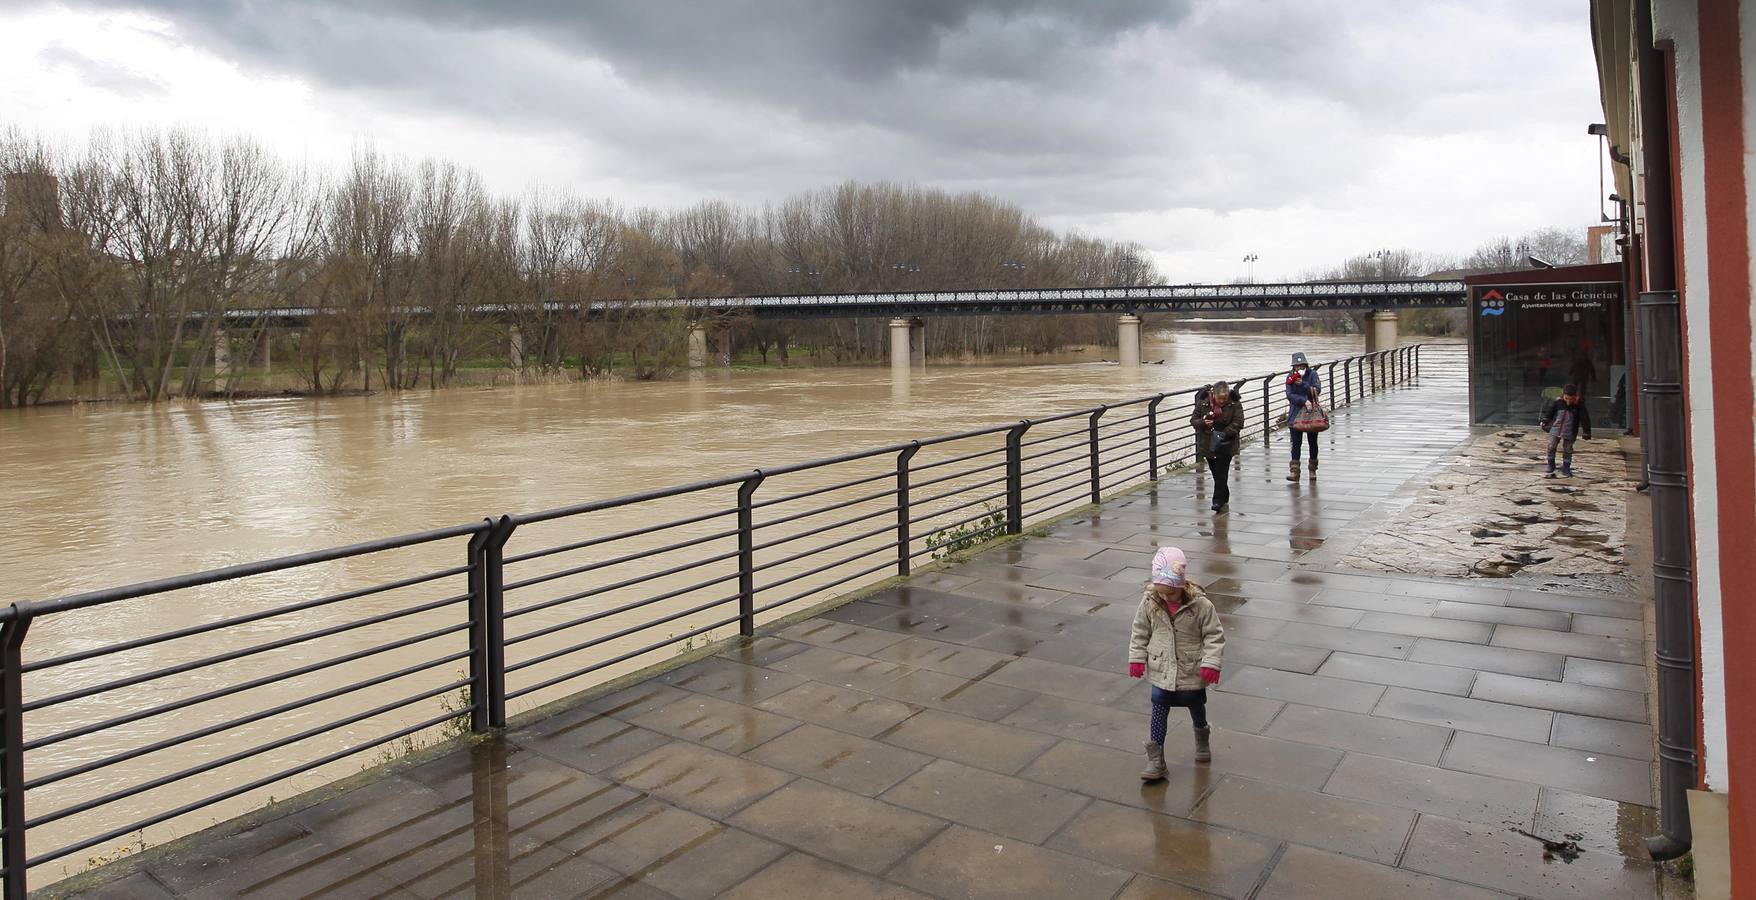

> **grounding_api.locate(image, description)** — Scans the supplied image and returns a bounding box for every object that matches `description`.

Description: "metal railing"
[0,345,1422,896]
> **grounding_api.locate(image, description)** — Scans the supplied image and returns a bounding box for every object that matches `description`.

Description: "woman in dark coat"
[1191,380,1244,512]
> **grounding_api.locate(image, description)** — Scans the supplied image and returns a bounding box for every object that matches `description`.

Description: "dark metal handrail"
[0,345,1426,896]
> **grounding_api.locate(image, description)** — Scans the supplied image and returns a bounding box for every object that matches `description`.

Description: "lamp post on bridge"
[1243,253,1259,284]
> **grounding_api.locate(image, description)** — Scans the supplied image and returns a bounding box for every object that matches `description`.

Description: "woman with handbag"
[1191,380,1243,512]
[1285,352,1323,481]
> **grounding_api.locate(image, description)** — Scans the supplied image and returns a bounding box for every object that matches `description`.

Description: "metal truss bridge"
[222,279,1467,327]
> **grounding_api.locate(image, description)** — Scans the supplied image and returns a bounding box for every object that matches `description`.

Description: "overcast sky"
[0,0,1606,282]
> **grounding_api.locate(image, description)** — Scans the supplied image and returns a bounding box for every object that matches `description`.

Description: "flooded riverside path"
[48,341,1663,900]
[3,331,1430,887]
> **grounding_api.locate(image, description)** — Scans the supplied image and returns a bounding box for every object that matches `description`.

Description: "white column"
[1118,314,1142,366]
[890,318,914,371]
[687,324,708,369]
[253,330,271,373]
[509,326,525,369]
[909,318,926,368]
[1369,311,1399,352]
[213,328,231,378]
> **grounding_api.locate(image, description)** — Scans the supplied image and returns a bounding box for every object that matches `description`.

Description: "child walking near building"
[1128,547,1226,780]
[1540,383,1594,477]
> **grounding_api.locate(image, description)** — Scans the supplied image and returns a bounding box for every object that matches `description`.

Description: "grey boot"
[1286,460,1301,481]
[1193,726,1213,763]
[1139,741,1167,781]
[1308,458,1318,479]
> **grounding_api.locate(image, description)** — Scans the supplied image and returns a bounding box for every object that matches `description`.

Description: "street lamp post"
[1243,253,1259,283]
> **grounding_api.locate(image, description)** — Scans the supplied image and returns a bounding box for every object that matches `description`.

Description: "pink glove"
[1199,666,1220,685]
[1128,662,1145,679]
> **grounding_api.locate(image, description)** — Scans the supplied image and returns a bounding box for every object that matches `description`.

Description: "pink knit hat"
[1151,547,1187,587]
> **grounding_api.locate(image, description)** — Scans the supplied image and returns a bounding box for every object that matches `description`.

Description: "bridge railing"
[0,345,1422,897]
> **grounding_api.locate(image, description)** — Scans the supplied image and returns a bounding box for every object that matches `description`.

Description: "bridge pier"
[890,318,925,370]
[1117,314,1142,366]
[509,326,525,370]
[687,324,708,369]
[213,328,232,379]
[1366,310,1400,353]
[254,330,271,373]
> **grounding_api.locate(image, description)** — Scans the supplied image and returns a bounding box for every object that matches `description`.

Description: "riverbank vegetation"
[0,128,1161,406]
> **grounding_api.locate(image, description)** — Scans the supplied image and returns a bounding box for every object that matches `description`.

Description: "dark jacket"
[1285,367,1321,414]
[1540,397,1593,441]
[1191,386,1244,458]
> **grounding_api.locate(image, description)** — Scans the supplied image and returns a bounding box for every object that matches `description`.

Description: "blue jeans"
[1547,433,1574,473]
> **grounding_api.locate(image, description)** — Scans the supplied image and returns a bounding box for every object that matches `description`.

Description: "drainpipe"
[1634,0,1694,862]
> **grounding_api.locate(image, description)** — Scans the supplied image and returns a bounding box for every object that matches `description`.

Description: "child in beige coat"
[1127,546,1226,780]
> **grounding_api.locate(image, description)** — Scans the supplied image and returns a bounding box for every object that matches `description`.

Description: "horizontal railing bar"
[750,523,898,577]
[910,473,1007,509]
[1017,425,1090,451]
[1031,490,1094,519]
[750,469,895,511]
[922,505,1009,539]
[27,706,463,870]
[906,522,1005,561]
[752,501,899,553]
[750,541,899,596]
[504,613,742,703]
[24,564,470,675]
[23,591,472,714]
[909,457,1008,492]
[14,522,487,619]
[505,593,736,677]
[1022,478,1089,509]
[27,677,471,832]
[1019,466,1087,494]
[753,557,898,615]
[752,487,899,536]
[25,648,472,792]
[24,618,473,752]
[906,488,1009,526]
[502,525,742,593]
[1019,439,1093,466]
[502,569,740,647]
[504,505,740,566]
[907,443,1007,473]
[501,550,739,621]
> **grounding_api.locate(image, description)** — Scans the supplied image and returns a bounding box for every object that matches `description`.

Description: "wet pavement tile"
[655,655,809,704]
[628,691,800,754]
[861,609,1005,644]
[892,824,1135,900]
[727,778,945,874]
[1470,672,1648,723]
[741,721,931,796]
[943,597,1084,634]
[1046,800,1281,899]
[1309,588,1440,615]
[877,708,1060,774]
[1440,732,1653,805]
[1571,613,1645,640]
[1490,624,1644,664]
[869,634,1016,679]
[1000,693,1149,751]
[1562,657,1648,693]
[1534,787,1659,859]
[1313,651,1477,695]
[583,681,692,720]
[69,873,180,900]
[1372,686,1554,742]
[1322,753,1539,828]
[1433,599,1572,630]
[881,758,1091,843]
[950,578,1076,607]
[716,634,811,667]
[1254,844,1512,900]
[1021,632,1122,669]
[559,799,784,899]
[1050,592,1142,623]
[1115,873,1225,899]
[1355,611,1495,643]
[1018,738,1216,816]
[1380,579,1512,604]
[765,644,915,692]
[864,666,1039,721]
[1272,621,1414,658]
[1213,612,1286,641]
[1550,712,1654,761]
[718,851,933,900]
[1030,571,1147,598]
[865,585,980,614]
[1213,635,1330,674]
[1408,637,1565,680]
[1203,577,1321,604]
[607,741,793,818]
[142,816,316,895]
[1217,665,1386,714]
[752,679,917,737]
[1191,775,1416,864]
[778,618,911,655]
[1159,725,1344,792]
[1401,814,1659,900]
[1227,597,1364,628]
[983,656,1136,704]
[1263,703,1452,765]
[1501,588,1644,620]
[509,713,673,777]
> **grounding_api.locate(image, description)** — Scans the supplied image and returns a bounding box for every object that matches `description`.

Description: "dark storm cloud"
[37,41,168,98]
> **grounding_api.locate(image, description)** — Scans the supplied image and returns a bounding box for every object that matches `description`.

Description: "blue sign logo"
[1479,289,1507,316]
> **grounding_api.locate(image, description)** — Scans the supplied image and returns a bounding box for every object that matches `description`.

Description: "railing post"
[895,443,920,575]
[1146,395,1164,478]
[737,470,765,636]
[1261,376,1271,443]
[1088,406,1107,505]
[1344,356,1353,406]
[1415,344,1421,380]
[467,517,514,733]
[1326,362,1337,409]
[1005,421,1030,534]
[1370,353,1378,394]
[2,614,30,900]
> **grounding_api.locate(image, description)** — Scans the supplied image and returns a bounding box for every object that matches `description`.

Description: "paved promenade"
[66,359,1660,899]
